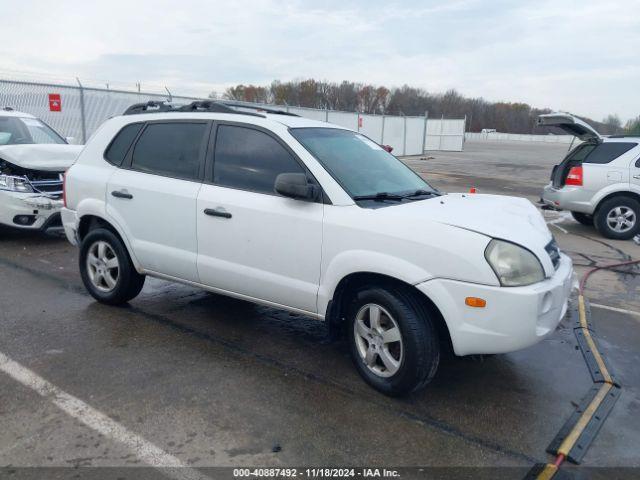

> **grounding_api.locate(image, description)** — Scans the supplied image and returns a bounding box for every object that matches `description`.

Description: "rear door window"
[130,122,207,180]
[212,124,304,195]
[583,142,637,164]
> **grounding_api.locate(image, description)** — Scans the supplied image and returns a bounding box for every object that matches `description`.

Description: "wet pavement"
[0,140,639,476]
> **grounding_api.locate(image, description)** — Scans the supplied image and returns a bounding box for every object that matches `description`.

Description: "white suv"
[61,101,574,395]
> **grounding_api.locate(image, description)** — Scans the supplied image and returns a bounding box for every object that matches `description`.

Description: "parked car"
[0,108,82,231]
[61,101,573,396]
[540,113,640,240]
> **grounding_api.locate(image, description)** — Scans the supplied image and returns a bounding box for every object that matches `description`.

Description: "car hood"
[0,144,82,171]
[537,113,602,142]
[389,193,553,264]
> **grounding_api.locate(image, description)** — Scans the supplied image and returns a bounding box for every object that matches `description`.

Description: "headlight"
[0,174,33,193]
[485,239,544,286]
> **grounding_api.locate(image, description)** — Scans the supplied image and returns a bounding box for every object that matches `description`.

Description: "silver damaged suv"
[540,113,640,240]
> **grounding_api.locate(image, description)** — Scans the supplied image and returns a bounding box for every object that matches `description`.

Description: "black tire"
[594,196,640,240]
[346,285,440,396]
[79,228,145,305]
[571,211,594,226]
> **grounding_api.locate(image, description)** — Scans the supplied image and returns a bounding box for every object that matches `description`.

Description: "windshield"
[0,116,66,145]
[290,128,435,199]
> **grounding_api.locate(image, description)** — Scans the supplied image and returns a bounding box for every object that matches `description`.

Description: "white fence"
[0,78,466,154]
[426,118,466,151]
[283,106,465,154]
[465,131,576,144]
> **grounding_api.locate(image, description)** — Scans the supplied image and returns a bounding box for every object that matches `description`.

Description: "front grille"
[29,173,63,199]
[545,239,561,270]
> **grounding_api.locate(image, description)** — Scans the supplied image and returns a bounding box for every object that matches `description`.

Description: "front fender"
[317,250,434,316]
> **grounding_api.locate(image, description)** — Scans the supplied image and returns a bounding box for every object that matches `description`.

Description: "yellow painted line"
[536,463,558,480]
[578,295,613,385]
[557,382,612,457]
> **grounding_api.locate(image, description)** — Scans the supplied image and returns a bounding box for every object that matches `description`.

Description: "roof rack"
[123,100,265,118]
[176,100,262,117]
[219,101,300,117]
[123,101,175,115]
[2,106,14,111]
[607,134,640,138]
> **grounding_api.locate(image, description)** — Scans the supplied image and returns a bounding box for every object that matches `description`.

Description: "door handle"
[111,190,133,199]
[204,208,232,219]
[633,174,640,179]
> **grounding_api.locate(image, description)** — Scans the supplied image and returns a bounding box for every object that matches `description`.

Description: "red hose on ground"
[579,258,640,295]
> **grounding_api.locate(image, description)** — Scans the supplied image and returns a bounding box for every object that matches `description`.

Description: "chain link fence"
[0,79,199,144]
[0,78,465,153]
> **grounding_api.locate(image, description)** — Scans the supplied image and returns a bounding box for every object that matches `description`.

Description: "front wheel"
[347,286,440,396]
[79,228,145,305]
[594,196,640,240]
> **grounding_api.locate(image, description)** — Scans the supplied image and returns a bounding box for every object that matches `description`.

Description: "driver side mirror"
[274,173,319,201]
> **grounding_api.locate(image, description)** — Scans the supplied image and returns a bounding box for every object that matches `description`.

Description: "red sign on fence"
[358,116,363,128]
[48,93,61,112]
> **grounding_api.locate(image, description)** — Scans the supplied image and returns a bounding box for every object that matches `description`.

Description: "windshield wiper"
[353,190,440,202]
[404,189,440,198]
[353,192,406,201]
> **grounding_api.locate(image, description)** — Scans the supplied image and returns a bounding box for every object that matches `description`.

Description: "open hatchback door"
[537,113,602,142]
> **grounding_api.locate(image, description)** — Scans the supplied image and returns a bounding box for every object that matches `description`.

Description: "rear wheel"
[347,285,440,396]
[79,228,145,305]
[595,196,640,240]
[571,211,594,226]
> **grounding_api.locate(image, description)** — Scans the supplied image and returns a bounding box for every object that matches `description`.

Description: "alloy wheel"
[353,303,404,378]
[606,206,636,233]
[86,240,120,292]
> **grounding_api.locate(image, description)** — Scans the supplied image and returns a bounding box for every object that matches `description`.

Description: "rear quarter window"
[583,142,637,164]
[105,123,143,166]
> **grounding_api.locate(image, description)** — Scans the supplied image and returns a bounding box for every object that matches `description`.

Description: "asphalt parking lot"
[1,140,639,478]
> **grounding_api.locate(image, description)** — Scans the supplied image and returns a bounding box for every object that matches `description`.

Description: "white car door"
[197,123,323,314]
[107,120,210,282]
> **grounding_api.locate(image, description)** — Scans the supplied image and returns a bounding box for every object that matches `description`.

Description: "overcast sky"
[2,0,639,121]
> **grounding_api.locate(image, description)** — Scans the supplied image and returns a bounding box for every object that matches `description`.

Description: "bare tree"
[602,114,622,134]
[625,116,640,135]
[220,78,617,135]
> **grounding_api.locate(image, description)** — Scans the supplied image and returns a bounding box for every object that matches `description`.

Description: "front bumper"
[541,183,594,214]
[0,191,63,230]
[417,253,575,356]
